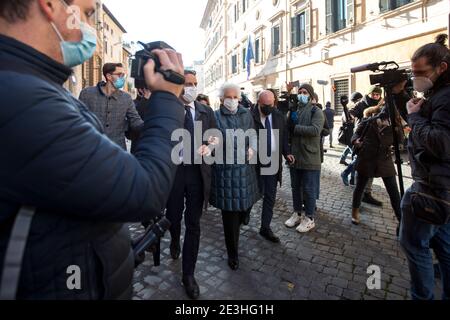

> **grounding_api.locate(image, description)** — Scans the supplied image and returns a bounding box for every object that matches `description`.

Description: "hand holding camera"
[143,49,184,97]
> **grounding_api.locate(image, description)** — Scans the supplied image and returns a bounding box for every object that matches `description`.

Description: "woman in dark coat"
[209,83,260,270]
[351,103,404,227]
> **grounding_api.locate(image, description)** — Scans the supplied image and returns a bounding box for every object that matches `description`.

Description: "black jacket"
[352,115,403,178]
[0,34,184,299]
[189,101,218,205]
[251,106,290,184]
[407,83,450,189]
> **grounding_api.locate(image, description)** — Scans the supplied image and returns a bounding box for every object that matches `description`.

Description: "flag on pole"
[245,35,255,80]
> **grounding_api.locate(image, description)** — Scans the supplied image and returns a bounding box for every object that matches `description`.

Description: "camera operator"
[350,98,404,229]
[0,0,184,300]
[400,34,450,300]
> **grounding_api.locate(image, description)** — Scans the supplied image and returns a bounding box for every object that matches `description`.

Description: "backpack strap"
[0,206,35,300]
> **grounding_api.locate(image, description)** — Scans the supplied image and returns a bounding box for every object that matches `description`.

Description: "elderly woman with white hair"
[209,83,260,271]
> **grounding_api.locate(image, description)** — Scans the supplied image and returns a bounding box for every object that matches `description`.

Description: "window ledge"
[292,42,311,51]
[378,1,423,20]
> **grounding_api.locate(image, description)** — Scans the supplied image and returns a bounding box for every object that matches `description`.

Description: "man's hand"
[248,148,255,160]
[407,98,424,114]
[354,138,362,147]
[286,82,295,93]
[286,154,295,164]
[197,145,211,157]
[207,136,219,146]
[143,49,184,97]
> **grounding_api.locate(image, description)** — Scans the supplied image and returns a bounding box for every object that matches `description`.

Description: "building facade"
[201,0,449,111]
[65,1,129,97]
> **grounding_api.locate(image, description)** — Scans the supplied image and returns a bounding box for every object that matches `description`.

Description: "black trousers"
[221,209,251,260]
[165,165,204,276]
[259,174,279,230]
[352,174,401,222]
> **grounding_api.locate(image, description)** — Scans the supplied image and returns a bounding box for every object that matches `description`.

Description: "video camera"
[132,215,171,268]
[130,41,185,89]
[350,61,414,96]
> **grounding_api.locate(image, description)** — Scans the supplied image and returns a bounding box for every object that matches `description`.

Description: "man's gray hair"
[219,83,240,98]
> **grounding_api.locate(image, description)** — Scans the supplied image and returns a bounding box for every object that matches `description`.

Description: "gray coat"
[79,82,143,149]
[209,106,260,212]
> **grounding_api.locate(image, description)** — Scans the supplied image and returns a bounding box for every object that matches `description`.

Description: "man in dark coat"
[164,70,217,300]
[400,35,450,300]
[0,0,184,300]
[252,90,294,243]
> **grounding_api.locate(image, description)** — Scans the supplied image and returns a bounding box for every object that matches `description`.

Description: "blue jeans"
[400,183,450,300]
[342,158,356,181]
[340,146,353,162]
[289,168,320,218]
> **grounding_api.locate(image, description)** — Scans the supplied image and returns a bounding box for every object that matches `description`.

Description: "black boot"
[362,193,383,207]
[170,240,181,260]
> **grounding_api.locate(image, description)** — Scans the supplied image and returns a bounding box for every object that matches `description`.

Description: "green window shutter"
[326,0,333,34]
[346,0,355,27]
[305,7,311,43]
[291,16,297,48]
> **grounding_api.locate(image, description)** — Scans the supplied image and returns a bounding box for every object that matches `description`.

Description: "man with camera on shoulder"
[0,0,185,300]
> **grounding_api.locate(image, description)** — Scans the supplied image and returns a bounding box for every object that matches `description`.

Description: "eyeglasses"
[111,73,126,78]
[184,70,197,76]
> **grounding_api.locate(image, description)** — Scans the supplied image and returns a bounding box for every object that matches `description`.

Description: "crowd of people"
[0,0,449,301]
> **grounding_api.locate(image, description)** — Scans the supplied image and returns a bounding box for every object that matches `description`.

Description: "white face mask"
[412,76,434,93]
[182,86,197,104]
[223,98,239,112]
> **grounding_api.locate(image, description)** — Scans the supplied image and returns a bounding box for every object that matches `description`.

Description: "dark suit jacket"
[252,106,290,185]
[192,101,218,206]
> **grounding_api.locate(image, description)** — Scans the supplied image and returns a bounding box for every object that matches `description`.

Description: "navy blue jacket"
[209,106,260,212]
[0,35,184,299]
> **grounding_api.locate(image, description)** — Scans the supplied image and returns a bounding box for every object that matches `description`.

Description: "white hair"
[219,82,240,99]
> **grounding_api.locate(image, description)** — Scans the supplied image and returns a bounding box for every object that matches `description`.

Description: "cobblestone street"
[130,141,435,300]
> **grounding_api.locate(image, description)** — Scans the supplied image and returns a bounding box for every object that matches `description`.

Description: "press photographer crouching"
[0,0,185,300]
[399,34,450,300]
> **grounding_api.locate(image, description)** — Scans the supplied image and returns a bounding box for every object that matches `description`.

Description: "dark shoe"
[340,172,349,186]
[228,258,239,270]
[170,240,181,260]
[182,275,200,300]
[349,177,355,186]
[259,228,280,243]
[362,193,383,207]
[340,159,349,166]
[240,211,250,226]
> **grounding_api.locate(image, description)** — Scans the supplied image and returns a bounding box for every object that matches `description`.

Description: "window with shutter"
[255,38,260,64]
[380,0,412,13]
[346,0,355,27]
[272,25,280,56]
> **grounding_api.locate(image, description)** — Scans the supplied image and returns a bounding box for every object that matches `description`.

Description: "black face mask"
[260,104,274,116]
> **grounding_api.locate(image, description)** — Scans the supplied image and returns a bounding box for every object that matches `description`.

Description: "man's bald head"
[258,90,275,106]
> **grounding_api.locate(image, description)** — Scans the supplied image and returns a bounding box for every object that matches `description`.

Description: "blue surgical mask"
[50,19,97,68]
[297,94,310,105]
[113,77,126,90]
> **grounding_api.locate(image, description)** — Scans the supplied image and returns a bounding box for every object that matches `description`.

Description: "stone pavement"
[130,141,440,300]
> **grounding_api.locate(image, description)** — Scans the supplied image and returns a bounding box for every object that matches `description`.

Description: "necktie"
[265,116,272,158]
[184,106,195,163]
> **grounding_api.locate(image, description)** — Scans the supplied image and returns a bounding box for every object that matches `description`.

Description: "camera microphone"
[350,63,381,73]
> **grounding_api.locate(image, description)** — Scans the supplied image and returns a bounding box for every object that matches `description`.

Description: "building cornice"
[102,4,127,33]
[200,0,218,29]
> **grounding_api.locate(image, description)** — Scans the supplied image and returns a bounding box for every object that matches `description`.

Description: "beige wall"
[201,0,449,109]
